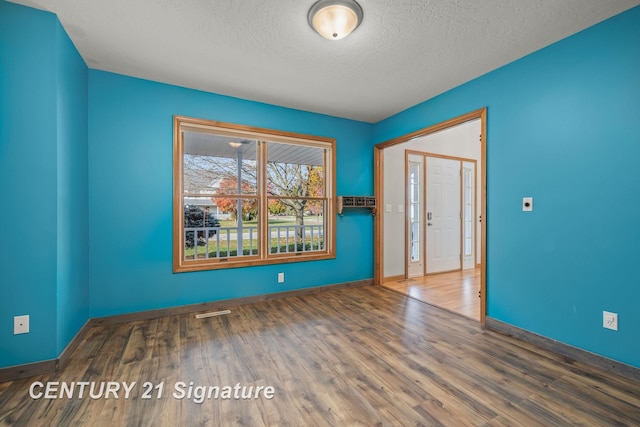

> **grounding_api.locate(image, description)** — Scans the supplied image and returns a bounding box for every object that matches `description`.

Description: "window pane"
[464,207,471,221]
[268,198,325,254]
[184,131,257,195]
[185,198,259,259]
[411,222,420,261]
[410,204,420,222]
[210,197,260,257]
[410,162,420,203]
[266,142,325,198]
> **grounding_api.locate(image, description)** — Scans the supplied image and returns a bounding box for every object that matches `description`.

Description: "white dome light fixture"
[308,0,363,41]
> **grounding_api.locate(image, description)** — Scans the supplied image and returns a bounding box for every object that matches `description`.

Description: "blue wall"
[55,20,90,355]
[1,1,60,367]
[88,71,373,318]
[0,1,89,368]
[374,6,640,367]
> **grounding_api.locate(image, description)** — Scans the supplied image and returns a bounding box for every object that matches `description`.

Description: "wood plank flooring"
[383,268,481,321]
[1,285,639,426]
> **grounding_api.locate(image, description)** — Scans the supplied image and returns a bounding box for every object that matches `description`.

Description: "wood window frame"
[173,115,336,272]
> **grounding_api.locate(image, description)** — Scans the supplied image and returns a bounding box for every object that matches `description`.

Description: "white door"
[407,155,423,277]
[426,157,461,274]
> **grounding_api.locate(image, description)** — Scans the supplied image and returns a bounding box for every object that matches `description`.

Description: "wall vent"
[195,310,231,319]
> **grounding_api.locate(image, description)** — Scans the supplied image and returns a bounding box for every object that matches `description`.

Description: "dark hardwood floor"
[1,285,639,426]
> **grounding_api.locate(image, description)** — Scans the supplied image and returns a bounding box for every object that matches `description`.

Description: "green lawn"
[218,215,322,228]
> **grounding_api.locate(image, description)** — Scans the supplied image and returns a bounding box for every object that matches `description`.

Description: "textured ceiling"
[10,0,640,123]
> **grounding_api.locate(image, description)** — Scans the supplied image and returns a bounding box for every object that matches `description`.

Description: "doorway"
[374,109,486,323]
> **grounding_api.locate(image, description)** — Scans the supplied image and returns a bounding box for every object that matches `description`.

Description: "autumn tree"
[268,199,287,215]
[267,163,324,240]
[306,167,324,215]
[214,177,258,221]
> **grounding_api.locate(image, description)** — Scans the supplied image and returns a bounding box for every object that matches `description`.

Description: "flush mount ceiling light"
[308,0,363,41]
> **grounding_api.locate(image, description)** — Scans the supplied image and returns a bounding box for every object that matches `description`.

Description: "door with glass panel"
[407,154,424,277]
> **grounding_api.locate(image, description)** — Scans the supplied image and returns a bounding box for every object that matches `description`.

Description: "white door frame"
[405,151,477,277]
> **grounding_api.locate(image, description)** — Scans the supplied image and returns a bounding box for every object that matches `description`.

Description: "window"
[463,165,474,257]
[173,116,336,272]
[408,161,421,262]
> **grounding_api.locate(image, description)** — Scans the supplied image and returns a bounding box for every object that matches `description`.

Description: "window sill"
[173,252,336,273]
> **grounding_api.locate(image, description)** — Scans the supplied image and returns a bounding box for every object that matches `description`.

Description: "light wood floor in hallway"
[1,285,639,426]
[383,268,481,321]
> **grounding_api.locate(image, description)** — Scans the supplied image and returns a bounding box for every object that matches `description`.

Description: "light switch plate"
[522,197,533,212]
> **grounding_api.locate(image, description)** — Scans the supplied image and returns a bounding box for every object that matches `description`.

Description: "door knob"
[427,222,432,226]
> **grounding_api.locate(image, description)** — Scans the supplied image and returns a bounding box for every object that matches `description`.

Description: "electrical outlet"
[522,197,533,212]
[14,315,29,334]
[603,311,618,331]
[277,272,285,283]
